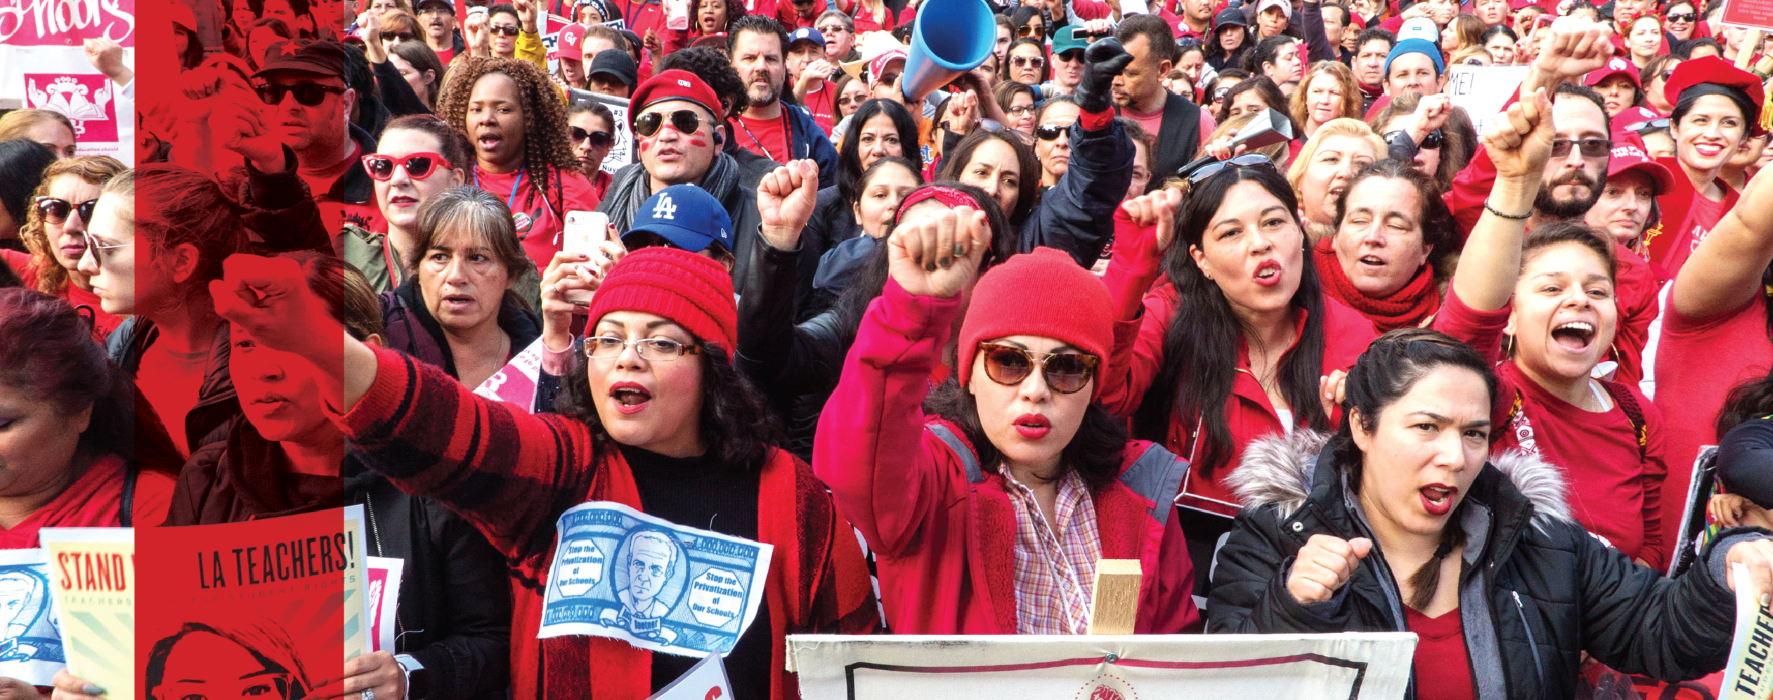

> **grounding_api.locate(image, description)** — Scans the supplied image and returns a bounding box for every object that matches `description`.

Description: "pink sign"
[0,0,135,47]
[23,73,119,143]
[1721,0,1773,32]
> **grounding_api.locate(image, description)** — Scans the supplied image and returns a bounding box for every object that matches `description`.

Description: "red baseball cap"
[628,69,724,122]
[1584,56,1639,89]
[1661,55,1766,128]
[551,23,587,61]
[1610,105,1664,135]
[1606,134,1676,195]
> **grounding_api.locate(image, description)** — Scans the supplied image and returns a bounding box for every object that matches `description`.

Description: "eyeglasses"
[1212,86,1231,102]
[1035,124,1069,140]
[1551,137,1612,158]
[488,24,521,36]
[585,336,702,361]
[1017,25,1044,38]
[386,31,416,42]
[1384,129,1443,150]
[1180,153,1275,183]
[572,127,614,147]
[362,152,453,180]
[34,196,97,225]
[978,343,1100,394]
[82,231,133,267]
[1626,117,1671,133]
[418,4,453,14]
[254,82,346,107]
[817,23,848,33]
[1664,11,1695,21]
[1011,55,1045,69]
[1055,49,1084,62]
[1006,104,1037,116]
[633,109,704,137]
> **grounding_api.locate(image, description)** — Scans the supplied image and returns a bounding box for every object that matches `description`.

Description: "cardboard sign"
[474,337,549,412]
[788,633,1418,700]
[0,549,66,687]
[1723,563,1773,699]
[366,557,405,653]
[0,0,135,162]
[1721,0,1773,33]
[40,528,133,700]
[539,501,773,657]
[569,89,634,174]
[646,653,732,700]
[1445,65,1531,136]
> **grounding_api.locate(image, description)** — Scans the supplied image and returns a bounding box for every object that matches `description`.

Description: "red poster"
[1721,0,1773,33]
[0,0,136,47]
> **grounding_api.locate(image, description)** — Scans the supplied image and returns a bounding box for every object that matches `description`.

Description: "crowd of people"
[4,0,1773,697]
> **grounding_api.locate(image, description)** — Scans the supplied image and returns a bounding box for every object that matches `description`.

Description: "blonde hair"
[18,157,128,295]
[1285,118,1385,194]
[1288,62,1362,132]
[0,110,76,147]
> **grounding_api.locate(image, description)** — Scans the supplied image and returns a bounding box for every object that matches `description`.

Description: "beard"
[1534,169,1606,220]
[745,73,781,106]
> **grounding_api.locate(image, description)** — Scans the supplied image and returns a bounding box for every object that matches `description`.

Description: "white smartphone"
[562,210,608,306]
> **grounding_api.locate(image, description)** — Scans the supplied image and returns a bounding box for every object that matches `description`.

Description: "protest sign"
[570,90,634,174]
[788,633,1418,700]
[0,0,135,162]
[646,653,732,700]
[539,501,773,658]
[0,550,65,687]
[39,528,132,700]
[139,506,369,700]
[366,556,406,653]
[1446,65,1529,135]
[1720,0,1773,33]
[474,337,549,412]
[1723,563,1773,699]
[1670,446,1722,578]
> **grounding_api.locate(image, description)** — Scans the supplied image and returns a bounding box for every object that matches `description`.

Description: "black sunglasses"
[633,109,703,137]
[978,343,1100,394]
[488,24,521,36]
[1035,124,1069,141]
[34,196,97,225]
[1626,117,1672,133]
[1664,11,1695,21]
[1385,129,1443,150]
[386,31,416,42]
[1179,153,1275,183]
[1551,137,1612,158]
[572,126,615,147]
[254,82,346,106]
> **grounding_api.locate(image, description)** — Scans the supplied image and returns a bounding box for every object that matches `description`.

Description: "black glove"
[1075,37,1134,115]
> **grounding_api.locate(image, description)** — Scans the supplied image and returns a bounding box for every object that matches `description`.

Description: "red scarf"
[1312,238,1440,333]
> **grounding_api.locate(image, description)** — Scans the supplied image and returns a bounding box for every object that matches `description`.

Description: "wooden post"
[1087,559,1142,635]
[1736,30,1764,70]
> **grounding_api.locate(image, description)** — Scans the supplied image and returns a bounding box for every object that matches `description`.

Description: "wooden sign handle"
[1087,559,1142,635]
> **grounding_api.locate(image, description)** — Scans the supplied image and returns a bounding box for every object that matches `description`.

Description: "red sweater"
[1097,209,1378,517]
[1433,288,1668,567]
[337,348,879,700]
[813,280,1202,634]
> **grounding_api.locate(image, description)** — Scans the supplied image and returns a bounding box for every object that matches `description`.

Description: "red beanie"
[586,247,737,353]
[957,248,1114,398]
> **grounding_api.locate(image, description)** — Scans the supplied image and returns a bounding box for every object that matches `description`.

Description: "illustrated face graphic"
[0,578,31,632]
[626,536,674,604]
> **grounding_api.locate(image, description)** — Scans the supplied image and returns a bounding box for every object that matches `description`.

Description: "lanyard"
[736,111,792,163]
[474,165,527,211]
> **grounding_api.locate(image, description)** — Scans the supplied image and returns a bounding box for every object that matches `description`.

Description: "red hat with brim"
[1584,56,1640,89]
[1662,55,1766,133]
[628,69,724,122]
[551,23,587,61]
[1606,134,1676,195]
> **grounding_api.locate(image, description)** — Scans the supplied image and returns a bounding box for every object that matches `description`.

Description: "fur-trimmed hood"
[1226,430,1573,526]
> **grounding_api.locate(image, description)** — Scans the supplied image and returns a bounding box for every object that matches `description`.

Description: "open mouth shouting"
[1549,320,1596,353]
[1253,259,1283,287]
[1420,483,1457,516]
[609,381,653,415]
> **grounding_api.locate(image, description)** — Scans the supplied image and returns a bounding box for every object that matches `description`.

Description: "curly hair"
[435,56,580,201]
[18,156,129,296]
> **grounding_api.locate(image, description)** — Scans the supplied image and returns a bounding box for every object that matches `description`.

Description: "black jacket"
[1141,92,1203,191]
[1208,431,1743,700]
[169,417,512,700]
[379,277,544,382]
[735,237,847,461]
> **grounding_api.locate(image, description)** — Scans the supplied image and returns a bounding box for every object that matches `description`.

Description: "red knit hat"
[585,247,737,353]
[957,248,1114,398]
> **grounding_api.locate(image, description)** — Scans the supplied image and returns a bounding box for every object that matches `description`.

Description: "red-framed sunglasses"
[361,152,454,180]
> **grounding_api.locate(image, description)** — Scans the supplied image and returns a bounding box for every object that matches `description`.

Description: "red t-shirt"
[1608,244,1666,386]
[732,111,793,164]
[852,5,895,33]
[1124,105,1165,145]
[1653,295,1773,556]
[1406,607,1477,700]
[0,455,173,547]
[435,46,456,66]
[1,249,125,340]
[1658,185,1733,278]
[1433,289,1669,566]
[470,164,602,274]
[803,80,837,134]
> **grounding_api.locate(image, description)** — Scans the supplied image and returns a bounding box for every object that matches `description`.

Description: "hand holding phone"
[562,211,609,306]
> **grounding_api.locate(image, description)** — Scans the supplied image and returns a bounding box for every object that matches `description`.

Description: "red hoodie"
[814,280,1202,634]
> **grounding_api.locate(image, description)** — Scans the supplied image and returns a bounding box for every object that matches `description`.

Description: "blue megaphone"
[901,0,996,103]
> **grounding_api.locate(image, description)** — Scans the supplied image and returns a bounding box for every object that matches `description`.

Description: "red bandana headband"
[894,186,978,224]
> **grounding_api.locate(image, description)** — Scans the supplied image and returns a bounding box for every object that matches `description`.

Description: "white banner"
[789,633,1418,700]
[1445,65,1529,136]
[0,0,135,163]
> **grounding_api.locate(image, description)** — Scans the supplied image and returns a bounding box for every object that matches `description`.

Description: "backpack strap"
[1600,381,1650,462]
[120,462,137,528]
[926,423,985,484]
[1117,443,1188,527]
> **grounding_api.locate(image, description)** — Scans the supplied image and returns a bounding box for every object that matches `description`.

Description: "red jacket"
[338,348,879,700]
[814,280,1202,635]
[1097,209,1377,517]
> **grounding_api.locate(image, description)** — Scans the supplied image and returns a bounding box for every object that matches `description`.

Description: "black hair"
[1675,36,1722,58]
[1718,369,1773,438]
[134,165,249,311]
[1322,2,1350,25]
[1335,159,1457,262]
[249,0,312,19]
[838,99,920,207]
[825,181,1016,353]
[1217,75,1291,127]
[938,129,1042,226]
[1522,220,1618,285]
[1132,163,1329,473]
[924,381,1129,493]
[1354,26,1395,55]
[486,2,520,22]
[657,46,748,118]
[174,23,205,70]
[855,155,921,196]
[558,342,784,473]
[340,41,380,131]
[1116,13,1179,66]
[1480,23,1516,46]
[1327,327,1498,611]
[726,13,790,62]
[1672,83,1758,136]
[1244,35,1298,76]
[0,140,55,227]
[1006,37,1050,84]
